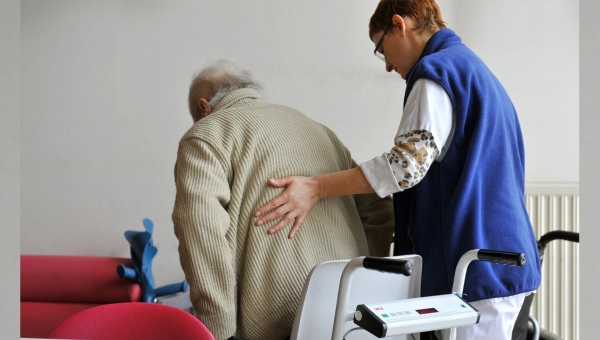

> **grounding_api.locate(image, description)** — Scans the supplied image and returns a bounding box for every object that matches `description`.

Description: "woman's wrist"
[311,175,323,200]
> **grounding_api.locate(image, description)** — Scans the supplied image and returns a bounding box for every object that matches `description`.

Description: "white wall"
[20,0,579,287]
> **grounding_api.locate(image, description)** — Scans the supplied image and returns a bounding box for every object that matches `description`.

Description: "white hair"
[188,59,263,118]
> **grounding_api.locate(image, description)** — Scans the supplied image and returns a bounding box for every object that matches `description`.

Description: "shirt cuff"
[360,154,402,198]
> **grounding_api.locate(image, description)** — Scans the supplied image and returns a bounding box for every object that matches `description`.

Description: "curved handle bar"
[362,257,413,276]
[453,250,526,295]
[332,256,415,339]
[447,249,525,340]
[537,231,579,265]
[538,231,579,250]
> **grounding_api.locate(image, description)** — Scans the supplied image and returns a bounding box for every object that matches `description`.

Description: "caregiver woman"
[255,1,541,339]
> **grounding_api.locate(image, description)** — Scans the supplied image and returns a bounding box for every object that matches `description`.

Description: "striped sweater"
[172,88,394,340]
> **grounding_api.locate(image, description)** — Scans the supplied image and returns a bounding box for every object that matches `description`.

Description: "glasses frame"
[374,25,392,62]
[373,15,406,62]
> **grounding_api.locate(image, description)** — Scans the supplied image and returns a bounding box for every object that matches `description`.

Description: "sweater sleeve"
[172,136,235,340]
[351,161,395,257]
[354,192,395,257]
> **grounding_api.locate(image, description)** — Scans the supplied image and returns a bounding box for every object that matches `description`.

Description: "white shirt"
[360,78,455,198]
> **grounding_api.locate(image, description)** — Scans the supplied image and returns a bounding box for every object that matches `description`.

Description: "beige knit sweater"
[172,88,393,340]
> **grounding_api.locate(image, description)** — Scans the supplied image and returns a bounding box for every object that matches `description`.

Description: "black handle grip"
[477,250,526,267]
[362,257,413,276]
[537,231,579,264]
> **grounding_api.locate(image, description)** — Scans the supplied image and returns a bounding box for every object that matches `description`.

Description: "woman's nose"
[386,60,394,72]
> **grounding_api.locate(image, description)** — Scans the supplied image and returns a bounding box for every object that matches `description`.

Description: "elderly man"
[172,60,394,340]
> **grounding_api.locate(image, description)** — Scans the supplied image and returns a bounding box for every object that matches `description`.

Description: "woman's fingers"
[267,211,297,235]
[256,203,290,226]
[267,177,292,188]
[288,214,306,239]
[255,175,320,237]
[254,199,280,222]
[254,177,293,219]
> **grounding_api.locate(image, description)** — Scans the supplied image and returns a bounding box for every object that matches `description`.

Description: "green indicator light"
[461,304,466,308]
[381,314,389,318]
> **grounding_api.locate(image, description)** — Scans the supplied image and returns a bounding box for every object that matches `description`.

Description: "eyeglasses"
[374,25,392,62]
[373,15,406,62]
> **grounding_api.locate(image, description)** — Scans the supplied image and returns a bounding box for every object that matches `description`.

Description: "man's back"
[173,88,393,340]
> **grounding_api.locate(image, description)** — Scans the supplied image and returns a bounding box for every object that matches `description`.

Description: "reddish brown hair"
[369,0,446,39]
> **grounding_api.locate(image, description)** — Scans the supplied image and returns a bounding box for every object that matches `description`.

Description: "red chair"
[47,302,215,340]
[20,255,142,338]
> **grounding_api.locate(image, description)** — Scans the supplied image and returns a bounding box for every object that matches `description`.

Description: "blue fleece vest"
[393,29,541,301]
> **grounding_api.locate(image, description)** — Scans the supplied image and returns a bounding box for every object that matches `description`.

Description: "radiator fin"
[525,185,579,340]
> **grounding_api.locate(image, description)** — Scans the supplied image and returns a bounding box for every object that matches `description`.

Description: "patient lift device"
[291,249,526,340]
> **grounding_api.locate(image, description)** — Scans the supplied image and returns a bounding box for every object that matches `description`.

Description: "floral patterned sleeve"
[359,78,454,198]
[386,129,439,189]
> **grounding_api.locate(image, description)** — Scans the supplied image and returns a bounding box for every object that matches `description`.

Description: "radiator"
[525,184,579,340]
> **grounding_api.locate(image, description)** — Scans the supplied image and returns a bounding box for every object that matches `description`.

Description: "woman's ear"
[391,14,406,35]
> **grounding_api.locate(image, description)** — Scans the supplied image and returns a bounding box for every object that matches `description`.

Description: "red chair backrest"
[47,302,215,340]
[21,255,142,303]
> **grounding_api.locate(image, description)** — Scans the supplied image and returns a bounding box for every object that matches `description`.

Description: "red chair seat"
[20,301,100,338]
[47,302,215,340]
